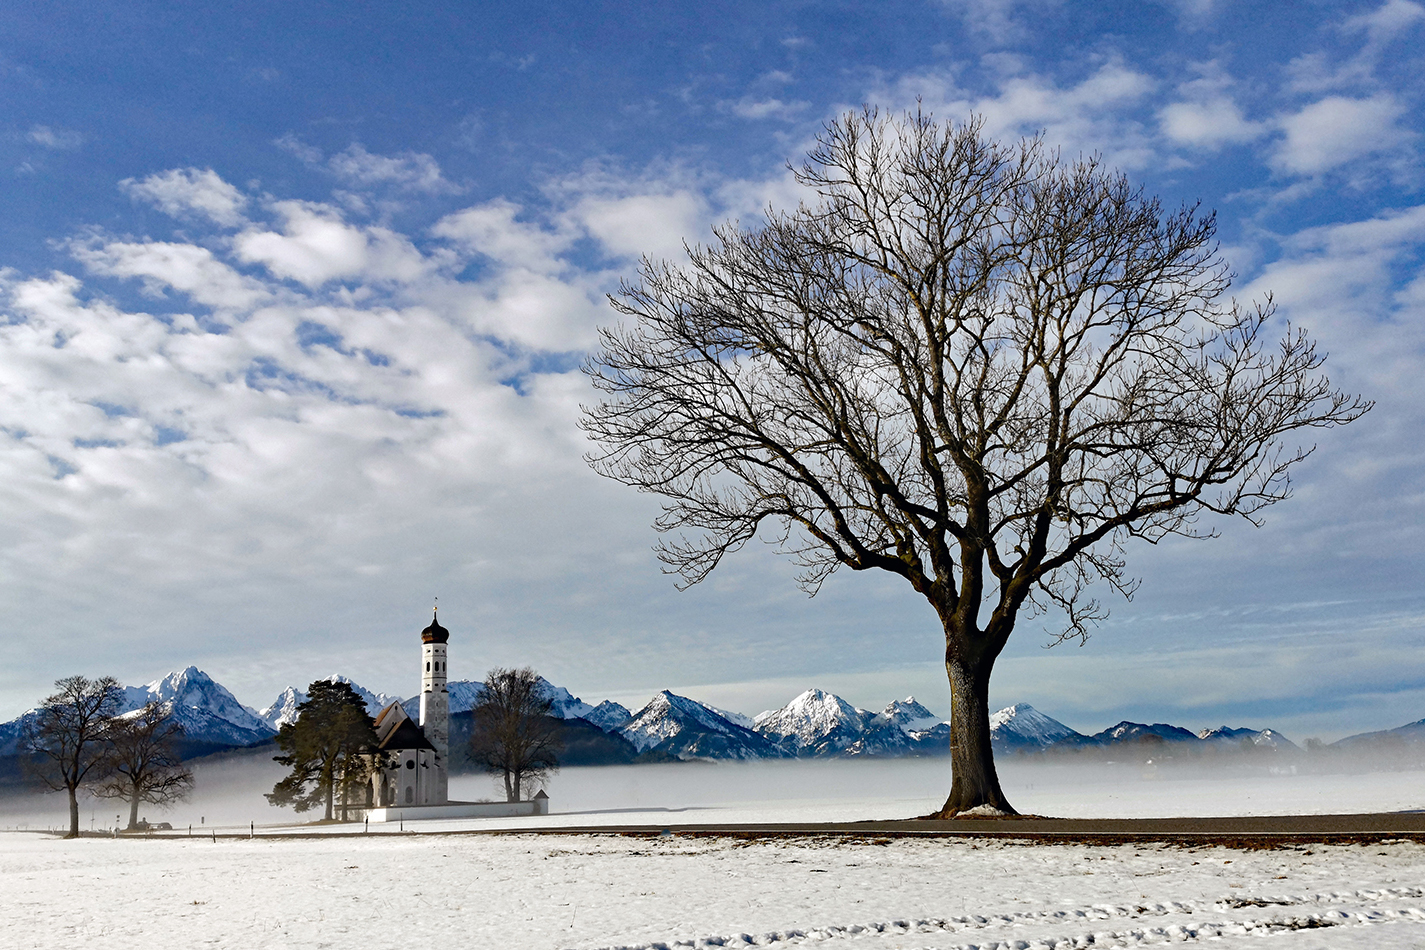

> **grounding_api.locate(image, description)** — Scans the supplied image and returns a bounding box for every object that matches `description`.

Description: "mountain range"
[4,666,1419,765]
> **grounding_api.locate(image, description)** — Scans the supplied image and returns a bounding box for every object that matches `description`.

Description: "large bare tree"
[470,668,562,802]
[581,110,1370,816]
[23,675,120,837]
[92,702,194,830]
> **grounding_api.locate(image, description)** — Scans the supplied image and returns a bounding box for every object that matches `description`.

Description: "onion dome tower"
[419,605,450,803]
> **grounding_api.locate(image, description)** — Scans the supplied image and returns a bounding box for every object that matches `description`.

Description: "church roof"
[421,609,449,644]
[376,717,435,752]
[372,701,410,745]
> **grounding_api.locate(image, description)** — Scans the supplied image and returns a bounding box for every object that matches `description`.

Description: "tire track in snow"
[570,889,1425,950]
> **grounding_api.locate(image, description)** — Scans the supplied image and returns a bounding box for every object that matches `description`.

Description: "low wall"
[356,798,549,823]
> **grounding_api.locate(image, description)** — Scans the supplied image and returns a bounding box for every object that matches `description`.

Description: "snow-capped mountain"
[583,700,632,731]
[991,703,1083,752]
[619,691,788,760]
[880,697,942,733]
[0,712,36,757]
[411,678,594,720]
[755,688,875,756]
[545,682,596,720]
[259,675,403,728]
[1197,725,1300,752]
[1089,721,1200,745]
[121,667,274,748]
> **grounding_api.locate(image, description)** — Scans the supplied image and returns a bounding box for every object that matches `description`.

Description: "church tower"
[419,608,450,804]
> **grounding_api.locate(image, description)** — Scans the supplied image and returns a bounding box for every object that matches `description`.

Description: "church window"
[405,759,415,769]
[405,787,413,804]
[426,661,430,671]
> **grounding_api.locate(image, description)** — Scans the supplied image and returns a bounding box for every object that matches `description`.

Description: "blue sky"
[2,0,1423,741]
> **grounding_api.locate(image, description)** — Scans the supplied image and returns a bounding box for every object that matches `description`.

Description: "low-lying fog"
[4,750,1422,832]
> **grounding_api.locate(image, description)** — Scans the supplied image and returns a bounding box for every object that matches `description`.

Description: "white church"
[368,610,451,807]
[356,610,549,822]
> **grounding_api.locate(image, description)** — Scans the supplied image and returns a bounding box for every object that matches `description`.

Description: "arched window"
[426,661,430,671]
[405,787,413,804]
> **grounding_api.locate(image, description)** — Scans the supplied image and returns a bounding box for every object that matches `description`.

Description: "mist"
[4,748,1422,833]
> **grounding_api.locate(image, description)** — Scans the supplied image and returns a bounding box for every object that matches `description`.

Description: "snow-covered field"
[3,758,1425,949]
[5,826,1425,949]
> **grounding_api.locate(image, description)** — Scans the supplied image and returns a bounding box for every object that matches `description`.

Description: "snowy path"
[3,832,1422,950]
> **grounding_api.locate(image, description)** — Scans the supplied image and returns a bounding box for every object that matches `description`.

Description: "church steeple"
[421,606,449,644]
[418,601,450,803]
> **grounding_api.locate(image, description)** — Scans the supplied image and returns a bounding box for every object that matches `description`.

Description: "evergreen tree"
[266,680,377,821]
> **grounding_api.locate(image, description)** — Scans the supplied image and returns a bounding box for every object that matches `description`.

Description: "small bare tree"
[23,675,120,838]
[581,109,1370,816]
[470,668,562,802]
[92,702,194,830]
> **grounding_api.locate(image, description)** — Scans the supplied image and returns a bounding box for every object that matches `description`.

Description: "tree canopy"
[469,667,562,802]
[92,701,194,830]
[24,675,121,838]
[582,109,1369,815]
[267,680,377,821]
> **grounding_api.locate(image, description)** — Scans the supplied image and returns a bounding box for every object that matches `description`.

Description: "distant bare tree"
[91,702,194,830]
[23,675,121,838]
[470,668,562,802]
[582,108,1370,816]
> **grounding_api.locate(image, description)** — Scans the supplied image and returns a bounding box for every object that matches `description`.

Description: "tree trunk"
[506,769,520,803]
[66,784,80,839]
[127,786,140,830]
[937,650,1017,818]
[324,778,334,821]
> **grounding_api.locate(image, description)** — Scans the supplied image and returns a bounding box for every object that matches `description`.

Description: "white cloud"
[276,137,458,194]
[1272,94,1413,175]
[27,125,84,151]
[1342,0,1425,47]
[432,199,573,271]
[234,201,433,287]
[936,0,1057,44]
[327,143,458,193]
[880,61,1157,169]
[727,98,810,121]
[69,239,271,312]
[1158,97,1263,148]
[120,168,250,227]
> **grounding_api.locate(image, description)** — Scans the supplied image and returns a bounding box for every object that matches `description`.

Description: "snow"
[3,787,1424,949]
[119,667,273,746]
[754,688,869,752]
[584,700,633,731]
[619,690,762,753]
[4,757,1425,948]
[989,703,1080,750]
[257,675,401,729]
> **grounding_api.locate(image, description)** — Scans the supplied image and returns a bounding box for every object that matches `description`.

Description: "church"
[369,610,450,807]
[356,609,549,821]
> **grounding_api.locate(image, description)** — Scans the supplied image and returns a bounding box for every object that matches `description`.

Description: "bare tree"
[92,702,194,830]
[23,675,121,837]
[581,109,1370,816]
[470,668,562,802]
